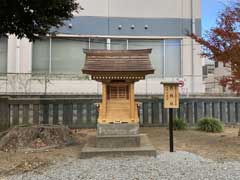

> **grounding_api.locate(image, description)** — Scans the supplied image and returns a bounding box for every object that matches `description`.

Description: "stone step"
[96,134,140,148]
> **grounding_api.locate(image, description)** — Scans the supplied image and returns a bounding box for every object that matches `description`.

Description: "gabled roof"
[82,49,155,75]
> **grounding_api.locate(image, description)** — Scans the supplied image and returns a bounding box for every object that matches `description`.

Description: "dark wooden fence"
[0,96,240,131]
[139,97,240,126]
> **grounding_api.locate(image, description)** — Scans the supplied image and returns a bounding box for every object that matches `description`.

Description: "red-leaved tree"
[190,2,240,93]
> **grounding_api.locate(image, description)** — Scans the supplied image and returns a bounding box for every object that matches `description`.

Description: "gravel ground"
[7,151,240,180]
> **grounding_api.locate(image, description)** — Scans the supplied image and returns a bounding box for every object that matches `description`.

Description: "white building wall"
[76,0,108,17]
[7,35,17,73]
[4,0,204,95]
[204,62,232,94]
[77,0,201,19]
[7,35,32,74]
[19,38,32,73]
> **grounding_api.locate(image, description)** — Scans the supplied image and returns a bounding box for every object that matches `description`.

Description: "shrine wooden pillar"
[101,83,107,123]
[129,83,135,121]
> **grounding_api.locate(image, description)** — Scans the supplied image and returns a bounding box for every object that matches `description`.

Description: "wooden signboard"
[161,81,180,152]
[163,84,179,109]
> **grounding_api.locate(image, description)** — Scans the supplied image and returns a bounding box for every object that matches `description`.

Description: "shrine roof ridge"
[83,49,152,55]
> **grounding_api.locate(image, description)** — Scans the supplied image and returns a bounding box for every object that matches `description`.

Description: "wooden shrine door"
[106,83,130,123]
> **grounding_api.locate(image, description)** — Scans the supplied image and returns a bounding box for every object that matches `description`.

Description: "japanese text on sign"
[163,85,179,108]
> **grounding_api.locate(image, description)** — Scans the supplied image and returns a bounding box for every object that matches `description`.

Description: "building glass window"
[90,38,106,49]
[32,37,181,77]
[111,39,127,50]
[128,40,164,77]
[51,38,88,74]
[0,36,8,73]
[32,38,106,74]
[165,39,181,77]
[32,38,50,73]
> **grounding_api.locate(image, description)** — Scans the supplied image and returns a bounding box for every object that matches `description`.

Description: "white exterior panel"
[76,0,201,19]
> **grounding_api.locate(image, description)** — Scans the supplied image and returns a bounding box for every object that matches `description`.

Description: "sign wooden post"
[161,82,180,152]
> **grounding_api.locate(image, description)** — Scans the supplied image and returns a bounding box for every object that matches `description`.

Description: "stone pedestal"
[96,124,140,148]
[80,134,157,158]
[97,124,139,136]
[80,123,157,158]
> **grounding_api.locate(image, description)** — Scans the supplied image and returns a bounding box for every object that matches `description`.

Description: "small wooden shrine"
[82,49,154,125]
[80,49,157,157]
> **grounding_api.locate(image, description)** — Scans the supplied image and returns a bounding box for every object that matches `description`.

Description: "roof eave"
[82,69,155,75]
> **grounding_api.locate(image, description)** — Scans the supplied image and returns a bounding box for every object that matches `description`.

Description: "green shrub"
[197,117,224,133]
[173,117,187,130]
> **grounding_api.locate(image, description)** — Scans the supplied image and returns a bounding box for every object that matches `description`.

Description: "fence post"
[0,97,10,131]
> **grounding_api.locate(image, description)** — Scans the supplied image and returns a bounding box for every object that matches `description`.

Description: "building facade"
[0,0,204,95]
[204,62,233,94]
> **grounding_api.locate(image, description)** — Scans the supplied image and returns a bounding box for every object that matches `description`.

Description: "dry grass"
[141,127,240,161]
[0,128,95,177]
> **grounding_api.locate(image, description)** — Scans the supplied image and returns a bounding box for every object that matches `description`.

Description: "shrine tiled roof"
[82,49,154,75]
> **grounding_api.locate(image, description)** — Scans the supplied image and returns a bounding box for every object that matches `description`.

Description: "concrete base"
[80,134,157,158]
[97,123,139,136]
[96,134,140,148]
